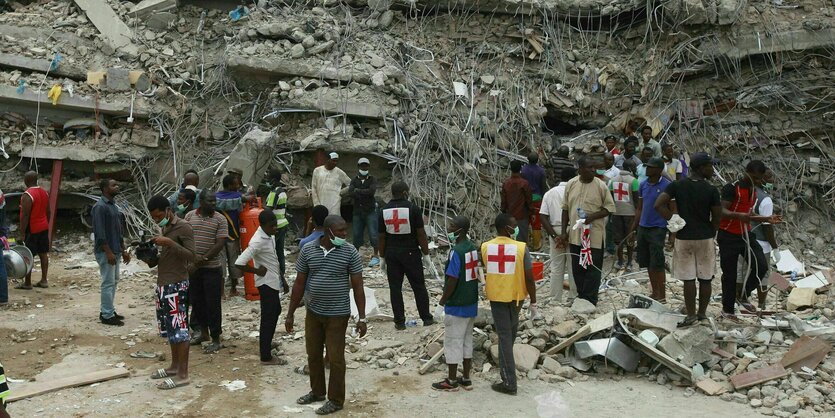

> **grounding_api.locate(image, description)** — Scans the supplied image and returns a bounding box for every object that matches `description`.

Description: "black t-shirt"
[378,198,424,250]
[664,177,721,240]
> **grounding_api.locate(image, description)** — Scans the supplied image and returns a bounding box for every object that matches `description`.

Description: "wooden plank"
[695,378,727,396]
[769,272,790,291]
[418,347,445,375]
[712,347,734,359]
[730,364,788,390]
[780,336,832,371]
[733,357,753,376]
[545,312,613,355]
[6,368,129,402]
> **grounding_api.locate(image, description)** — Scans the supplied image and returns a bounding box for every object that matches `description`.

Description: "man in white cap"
[311,152,351,217]
[349,157,381,267]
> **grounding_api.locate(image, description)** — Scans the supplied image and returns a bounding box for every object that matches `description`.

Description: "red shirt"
[719,181,756,235]
[501,175,532,220]
[22,186,49,234]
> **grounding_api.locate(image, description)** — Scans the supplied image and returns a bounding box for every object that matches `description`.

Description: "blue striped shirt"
[296,239,363,316]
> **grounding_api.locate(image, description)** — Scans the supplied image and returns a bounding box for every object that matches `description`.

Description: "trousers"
[258,284,281,361]
[490,301,521,389]
[569,244,604,305]
[189,267,223,339]
[549,237,576,301]
[717,230,766,314]
[305,310,349,406]
[95,251,120,319]
[385,248,432,324]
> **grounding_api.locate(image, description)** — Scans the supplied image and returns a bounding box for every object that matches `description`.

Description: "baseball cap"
[184,185,198,192]
[329,152,339,160]
[358,157,370,165]
[689,152,716,168]
[646,157,665,168]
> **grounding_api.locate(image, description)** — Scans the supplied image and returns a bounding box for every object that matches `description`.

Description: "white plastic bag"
[535,391,570,418]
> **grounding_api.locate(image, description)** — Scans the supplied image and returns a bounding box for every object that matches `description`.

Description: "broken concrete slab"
[297,130,388,154]
[490,343,539,372]
[106,68,131,92]
[225,128,275,188]
[0,85,151,120]
[19,144,151,162]
[708,28,835,61]
[573,337,639,371]
[656,325,714,367]
[227,56,373,85]
[0,53,86,81]
[617,308,683,334]
[787,287,816,311]
[570,298,596,314]
[73,0,138,55]
[129,0,177,18]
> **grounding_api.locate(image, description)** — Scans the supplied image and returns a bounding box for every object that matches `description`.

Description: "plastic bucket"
[532,261,544,281]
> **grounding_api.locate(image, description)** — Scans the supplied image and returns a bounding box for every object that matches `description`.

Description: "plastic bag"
[535,391,570,418]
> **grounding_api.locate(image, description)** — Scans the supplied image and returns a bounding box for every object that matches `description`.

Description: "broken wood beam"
[730,364,789,390]
[780,336,832,371]
[419,344,445,375]
[695,377,727,396]
[73,0,138,55]
[0,53,86,80]
[545,312,613,355]
[6,368,129,402]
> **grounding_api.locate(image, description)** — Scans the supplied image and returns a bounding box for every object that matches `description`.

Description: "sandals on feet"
[203,342,221,354]
[34,281,49,288]
[679,315,699,327]
[14,284,32,290]
[151,368,171,379]
[315,400,343,415]
[297,392,326,405]
[261,357,288,366]
[157,377,189,390]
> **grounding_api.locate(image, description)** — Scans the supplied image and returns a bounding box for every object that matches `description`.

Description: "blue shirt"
[300,231,325,248]
[639,177,671,228]
[91,196,124,254]
[521,163,546,196]
[443,249,477,317]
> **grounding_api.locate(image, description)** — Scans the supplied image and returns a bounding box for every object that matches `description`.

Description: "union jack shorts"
[155,280,190,344]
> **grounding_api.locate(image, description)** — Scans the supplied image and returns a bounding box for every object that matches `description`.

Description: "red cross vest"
[480,236,528,303]
[382,207,412,234]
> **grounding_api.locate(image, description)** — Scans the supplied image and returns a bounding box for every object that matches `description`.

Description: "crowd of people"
[0,127,785,415]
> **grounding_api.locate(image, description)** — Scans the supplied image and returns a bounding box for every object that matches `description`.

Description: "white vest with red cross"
[383,207,412,234]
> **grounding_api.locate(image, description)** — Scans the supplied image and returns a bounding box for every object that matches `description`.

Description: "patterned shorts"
[155,280,190,344]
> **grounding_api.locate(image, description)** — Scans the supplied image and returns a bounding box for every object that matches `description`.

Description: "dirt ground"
[0,232,765,418]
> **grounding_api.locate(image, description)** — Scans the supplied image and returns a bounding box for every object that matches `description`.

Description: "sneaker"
[113,312,125,320]
[431,378,459,392]
[490,382,517,395]
[368,257,380,267]
[457,377,473,391]
[423,318,436,326]
[615,261,624,270]
[624,263,633,272]
[394,322,406,331]
[100,315,124,326]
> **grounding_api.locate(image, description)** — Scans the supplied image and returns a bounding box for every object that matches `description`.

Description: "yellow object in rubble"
[47,84,62,105]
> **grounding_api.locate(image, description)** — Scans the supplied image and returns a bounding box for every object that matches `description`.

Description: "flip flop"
[151,368,172,379]
[203,342,221,354]
[14,284,32,290]
[679,315,699,327]
[157,377,189,390]
[130,351,158,359]
[33,282,49,288]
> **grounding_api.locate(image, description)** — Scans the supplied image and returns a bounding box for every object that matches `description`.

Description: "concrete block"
[787,288,816,311]
[73,0,137,55]
[657,325,714,367]
[106,68,131,91]
[489,343,540,373]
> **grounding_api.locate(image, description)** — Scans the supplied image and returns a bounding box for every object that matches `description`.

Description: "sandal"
[738,300,757,313]
[203,342,221,354]
[189,333,208,346]
[431,378,460,392]
[33,281,49,288]
[151,368,171,379]
[14,284,32,290]
[261,357,288,366]
[157,377,189,390]
[315,400,343,415]
[679,315,699,327]
[297,392,326,405]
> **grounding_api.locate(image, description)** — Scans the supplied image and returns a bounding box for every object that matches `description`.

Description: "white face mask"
[359,170,369,176]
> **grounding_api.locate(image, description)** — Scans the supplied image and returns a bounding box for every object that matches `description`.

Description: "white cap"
[184,185,198,192]
[329,152,339,160]
[358,157,370,165]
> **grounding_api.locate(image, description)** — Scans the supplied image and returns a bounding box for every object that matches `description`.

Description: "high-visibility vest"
[265,187,289,229]
[480,236,528,303]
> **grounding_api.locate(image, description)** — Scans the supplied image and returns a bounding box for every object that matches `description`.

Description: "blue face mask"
[176,204,186,213]
[447,228,462,242]
[158,216,169,228]
[595,169,606,175]
[329,229,346,247]
[764,183,773,191]
[507,226,519,240]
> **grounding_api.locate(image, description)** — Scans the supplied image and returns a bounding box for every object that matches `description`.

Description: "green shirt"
[444,240,480,307]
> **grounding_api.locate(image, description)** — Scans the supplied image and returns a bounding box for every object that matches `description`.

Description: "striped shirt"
[185,209,227,268]
[0,361,9,405]
[296,239,363,317]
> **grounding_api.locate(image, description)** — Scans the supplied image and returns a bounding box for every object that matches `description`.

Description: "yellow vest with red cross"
[480,236,528,303]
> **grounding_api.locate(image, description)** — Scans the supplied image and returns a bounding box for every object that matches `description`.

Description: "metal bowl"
[4,245,34,280]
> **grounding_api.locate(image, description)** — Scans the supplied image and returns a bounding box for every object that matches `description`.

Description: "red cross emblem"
[486,243,517,274]
[613,182,630,202]
[383,207,411,234]
[465,250,478,281]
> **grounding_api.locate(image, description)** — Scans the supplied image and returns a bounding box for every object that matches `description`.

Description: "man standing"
[216,174,245,297]
[636,147,656,183]
[235,209,290,366]
[655,152,722,325]
[602,152,621,255]
[602,153,620,181]
[378,182,434,330]
[662,144,683,181]
[614,137,642,170]
[632,157,671,302]
[717,160,781,316]
[751,170,779,309]
[559,156,616,306]
[432,216,479,392]
[311,152,351,217]
[549,146,574,186]
[604,135,620,156]
[482,213,537,395]
[18,171,50,289]
[287,215,366,416]
[168,169,201,210]
[640,126,662,158]
[264,170,291,284]
[184,192,227,353]
[92,179,131,326]
[521,153,546,251]
[540,167,577,303]
[349,157,380,266]
[175,189,196,218]
[609,160,639,271]
[300,205,329,248]
[144,195,195,390]
[501,160,533,243]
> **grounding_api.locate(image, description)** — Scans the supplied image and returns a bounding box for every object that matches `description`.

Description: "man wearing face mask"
[143,195,196,390]
[168,170,202,210]
[286,215,366,415]
[349,157,380,267]
[614,137,642,170]
[717,160,782,317]
[378,181,434,330]
[482,213,537,395]
[559,156,616,306]
[92,178,131,326]
[175,188,196,218]
[750,169,779,310]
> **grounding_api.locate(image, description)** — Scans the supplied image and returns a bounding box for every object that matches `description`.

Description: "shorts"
[155,280,190,344]
[25,230,50,254]
[611,216,634,245]
[673,238,715,281]
[443,314,475,364]
[636,226,666,272]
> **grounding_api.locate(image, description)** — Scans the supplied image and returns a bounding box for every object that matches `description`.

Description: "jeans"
[95,251,120,319]
[549,236,576,301]
[352,209,379,250]
[384,248,432,324]
[718,230,766,314]
[305,310,349,406]
[0,246,8,303]
[569,244,604,305]
[258,284,281,361]
[275,226,287,279]
[490,301,521,390]
[189,267,223,340]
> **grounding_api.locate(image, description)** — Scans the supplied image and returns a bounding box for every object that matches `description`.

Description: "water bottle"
[577,208,587,219]
[405,319,418,327]
[790,270,797,281]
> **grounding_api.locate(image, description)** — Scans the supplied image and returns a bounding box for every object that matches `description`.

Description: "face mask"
[507,226,519,240]
[447,229,461,242]
[176,204,186,213]
[359,170,369,176]
[329,229,346,247]
[764,183,773,191]
[158,216,170,228]
[595,169,606,175]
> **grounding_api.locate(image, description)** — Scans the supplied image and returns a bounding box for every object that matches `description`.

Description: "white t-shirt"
[756,196,774,252]
[604,165,620,181]
[539,182,567,228]
[664,159,683,180]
